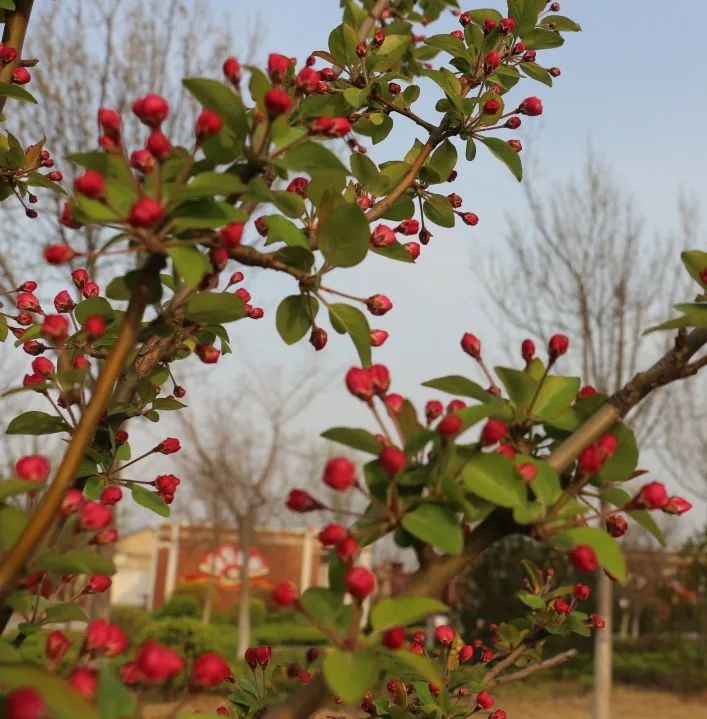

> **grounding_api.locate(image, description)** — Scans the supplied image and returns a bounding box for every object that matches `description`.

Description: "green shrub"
[226,597,267,626]
[140,618,236,662]
[252,622,326,646]
[109,605,150,641]
[152,594,201,620]
[172,581,208,608]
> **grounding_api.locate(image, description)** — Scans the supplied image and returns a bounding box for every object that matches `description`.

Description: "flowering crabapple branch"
[0,254,164,603]
[485,648,577,687]
[0,0,33,114]
[401,325,707,601]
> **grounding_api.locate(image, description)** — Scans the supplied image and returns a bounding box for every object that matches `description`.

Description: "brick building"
[111,523,371,611]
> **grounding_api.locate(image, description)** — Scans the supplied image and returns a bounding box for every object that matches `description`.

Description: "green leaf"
[0,665,99,719]
[350,153,380,188]
[387,649,442,684]
[0,0,16,9]
[26,171,67,194]
[520,62,553,86]
[522,29,565,49]
[422,375,493,403]
[681,250,707,288]
[401,503,463,554]
[427,140,457,183]
[74,297,115,325]
[0,506,26,550]
[283,141,348,175]
[328,303,372,367]
[422,194,455,227]
[0,314,7,343]
[323,650,376,704]
[0,479,43,501]
[517,591,546,610]
[531,375,580,420]
[96,662,137,719]
[265,215,310,249]
[67,151,132,184]
[424,33,467,57]
[517,456,562,505]
[170,171,246,203]
[371,597,447,631]
[275,294,318,345]
[463,454,527,508]
[456,404,496,432]
[541,14,582,31]
[35,549,116,575]
[321,427,382,454]
[44,603,88,623]
[170,198,245,230]
[645,310,707,333]
[508,0,547,34]
[495,366,536,407]
[318,202,369,268]
[167,246,211,288]
[328,23,361,66]
[369,34,411,71]
[184,292,246,323]
[0,81,37,103]
[480,137,522,181]
[131,485,170,517]
[182,78,248,141]
[627,509,666,546]
[598,423,638,483]
[6,411,70,435]
[106,270,162,303]
[557,527,627,583]
[298,587,343,629]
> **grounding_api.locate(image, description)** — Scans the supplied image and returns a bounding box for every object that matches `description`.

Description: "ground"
[144,682,707,719]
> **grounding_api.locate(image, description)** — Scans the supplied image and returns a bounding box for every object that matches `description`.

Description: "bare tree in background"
[0,0,265,285]
[177,369,321,658]
[480,152,705,719]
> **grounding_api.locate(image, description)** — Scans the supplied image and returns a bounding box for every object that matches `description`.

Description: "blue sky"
[157,1,707,526]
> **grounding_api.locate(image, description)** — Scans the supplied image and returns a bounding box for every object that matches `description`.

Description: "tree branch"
[0,0,34,114]
[489,649,577,686]
[0,254,165,603]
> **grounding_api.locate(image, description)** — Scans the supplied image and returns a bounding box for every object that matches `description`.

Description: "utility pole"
[593,552,613,719]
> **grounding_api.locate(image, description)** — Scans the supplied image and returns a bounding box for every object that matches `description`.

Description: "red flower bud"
[254,644,272,668]
[437,414,462,438]
[191,651,232,687]
[482,18,496,32]
[517,462,538,483]
[286,488,323,512]
[128,197,164,228]
[60,488,84,516]
[11,67,31,84]
[155,474,181,494]
[309,327,328,351]
[295,67,320,95]
[84,574,112,594]
[606,514,628,538]
[404,242,420,260]
[195,109,223,141]
[507,139,523,152]
[484,51,501,71]
[384,393,404,414]
[590,613,606,629]
[318,523,347,546]
[459,644,474,662]
[574,583,591,600]
[461,332,482,359]
[132,94,169,127]
[434,625,455,646]
[499,17,516,33]
[267,53,291,83]
[370,364,390,394]
[53,290,75,313]
[41,314,70,343]
[286,177,309,196]
[146,130,171,160]
[425,400,444,422]
[156,437,181,454]
[345,566,375,599]
[519,96,543,116]
[336,535,359,562]
[44,243,77,264]
[476,690,494,710]
[346,367,374,401]
[135,639,185,683]
[578,445,604,475]
[370,224,396,247]
[396,219,420,236]
[323,457,356,491]
[83,314,106,339]
[130,149,156,174]
[370,329,389,347]
[481,419,507,445]
[197,343,221,364]
[46,630,71,660]
[379,446,406,476]
[223,57,241,86]
[79,501,112,531]
[521,338,535,363]
[483,98,501,115]
[548,333,569,360]
[75,170,105,198]
[15,455,50,482]
[272,581,299,606]
[554,598,572,614]
[100,486,122,505]
[568,545,598,573]
[663,496,692,515]
[383,627,406,649]
[265,87,293,117]
[633,481,669,509]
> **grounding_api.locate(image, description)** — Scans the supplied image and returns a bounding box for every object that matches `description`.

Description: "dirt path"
[144,684,707,719]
